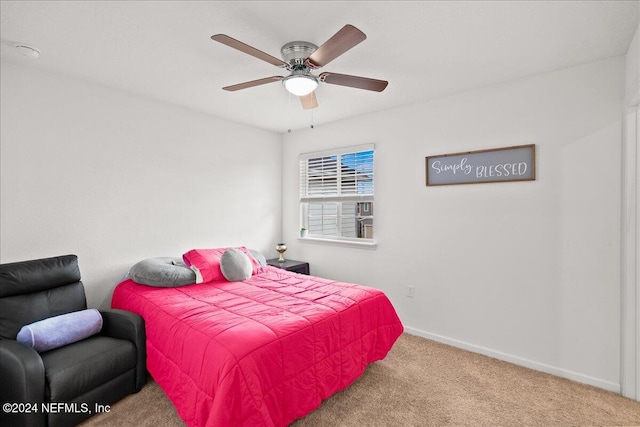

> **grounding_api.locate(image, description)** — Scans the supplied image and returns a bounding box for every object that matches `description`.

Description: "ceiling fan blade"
[222,76,283,91]
[300,92,318,110]
[319,72,388,92]
[306,25,366,68]
[212,34,288,68]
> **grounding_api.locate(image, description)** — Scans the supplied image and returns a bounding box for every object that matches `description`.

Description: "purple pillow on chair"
[16,309,103,352]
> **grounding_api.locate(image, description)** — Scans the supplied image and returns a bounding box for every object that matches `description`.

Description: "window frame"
[299,144,376,249]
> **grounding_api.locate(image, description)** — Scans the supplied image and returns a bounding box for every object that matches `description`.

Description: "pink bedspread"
[111,266,403,427]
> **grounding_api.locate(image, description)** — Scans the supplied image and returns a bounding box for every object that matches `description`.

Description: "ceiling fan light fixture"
[283,74,318,97]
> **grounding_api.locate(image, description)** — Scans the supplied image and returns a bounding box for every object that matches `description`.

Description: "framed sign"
[425,144,535,186]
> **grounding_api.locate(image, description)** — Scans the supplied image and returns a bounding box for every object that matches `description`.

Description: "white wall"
[0,61,282,308]
[282,57,624,391]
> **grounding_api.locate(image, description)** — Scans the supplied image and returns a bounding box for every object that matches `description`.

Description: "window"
[300,144,374,243]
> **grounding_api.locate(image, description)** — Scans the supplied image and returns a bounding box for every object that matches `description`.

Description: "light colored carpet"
[79,333,640,426]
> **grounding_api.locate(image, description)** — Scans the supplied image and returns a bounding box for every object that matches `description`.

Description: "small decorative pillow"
[183,247,264,283]
[16,309,103,352]
[129,257,196,287]
[249,249,267,269]
[220,248,253,281]
[243,248,266,274]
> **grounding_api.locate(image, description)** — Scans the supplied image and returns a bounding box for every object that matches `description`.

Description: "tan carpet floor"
[80,333,640,426]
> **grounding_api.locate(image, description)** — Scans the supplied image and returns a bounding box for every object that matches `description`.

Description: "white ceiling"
[1,1,639,133]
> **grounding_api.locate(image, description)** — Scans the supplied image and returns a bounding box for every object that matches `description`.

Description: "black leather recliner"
[0,255,146,427]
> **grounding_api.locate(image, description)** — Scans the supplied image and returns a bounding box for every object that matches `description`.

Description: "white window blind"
[300,144,374,241]
[300,144,374,201]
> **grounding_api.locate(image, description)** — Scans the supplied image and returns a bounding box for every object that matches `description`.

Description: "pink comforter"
[111,266,403,427]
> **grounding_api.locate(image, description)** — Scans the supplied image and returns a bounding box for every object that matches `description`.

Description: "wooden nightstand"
[266,259,310,275]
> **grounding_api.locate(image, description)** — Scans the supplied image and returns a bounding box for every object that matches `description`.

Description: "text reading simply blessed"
[431,157,529,178]
[425,144,535,186]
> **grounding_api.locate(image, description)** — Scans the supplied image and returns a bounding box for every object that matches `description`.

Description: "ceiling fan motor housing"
[280,41,320,96]
[280,41,318,67]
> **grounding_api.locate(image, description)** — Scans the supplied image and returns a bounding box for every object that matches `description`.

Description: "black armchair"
[0,255,146,427]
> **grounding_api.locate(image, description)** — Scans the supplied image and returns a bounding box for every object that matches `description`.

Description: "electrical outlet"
[407,286,415,298]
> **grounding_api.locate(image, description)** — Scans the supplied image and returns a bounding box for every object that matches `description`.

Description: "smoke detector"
[15,45,40,59]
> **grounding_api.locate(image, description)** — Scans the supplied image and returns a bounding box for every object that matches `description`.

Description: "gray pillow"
[220,248,253,281]
[249,249,267,268]
[129,257,196,287]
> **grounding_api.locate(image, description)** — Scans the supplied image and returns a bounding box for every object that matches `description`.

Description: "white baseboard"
[403,326,621,394]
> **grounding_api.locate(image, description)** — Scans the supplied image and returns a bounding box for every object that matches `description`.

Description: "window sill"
[297,236,377,250]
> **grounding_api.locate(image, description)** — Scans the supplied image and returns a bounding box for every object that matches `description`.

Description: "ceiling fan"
[211,24,388,110]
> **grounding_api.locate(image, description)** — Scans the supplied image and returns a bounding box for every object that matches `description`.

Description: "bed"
[111,250,403,427]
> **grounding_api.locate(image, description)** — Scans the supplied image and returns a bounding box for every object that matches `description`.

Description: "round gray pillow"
[220,248,253,281]
[129,257,196,287]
